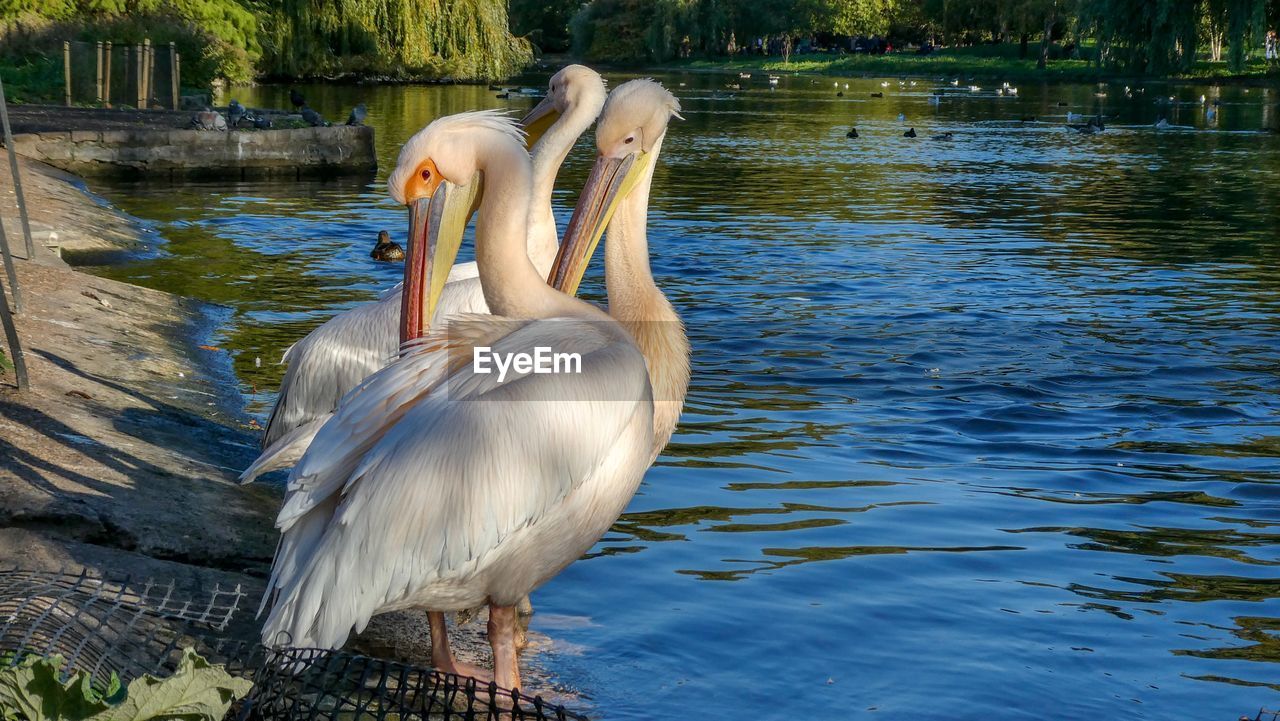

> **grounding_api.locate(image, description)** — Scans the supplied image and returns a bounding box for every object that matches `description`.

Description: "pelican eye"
[624,136,634,144]
[420,169,431,181]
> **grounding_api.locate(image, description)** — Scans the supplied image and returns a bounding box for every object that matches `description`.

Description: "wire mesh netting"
[0,567,587,721]
[247,647,588,721]
[65,40,180,109]
[0,565,257,689]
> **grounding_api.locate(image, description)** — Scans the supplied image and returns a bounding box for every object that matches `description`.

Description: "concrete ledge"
[11,125,377,179]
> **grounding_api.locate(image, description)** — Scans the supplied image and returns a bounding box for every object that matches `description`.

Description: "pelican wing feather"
[261,317,653,649]
[260,263,487,449]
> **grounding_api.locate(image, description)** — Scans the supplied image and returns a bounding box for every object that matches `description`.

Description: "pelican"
[260,98,683,691]
[553,78,690,458]
[242,66,607,481]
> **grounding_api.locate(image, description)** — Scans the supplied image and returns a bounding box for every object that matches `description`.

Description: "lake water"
[86,71,1280,719]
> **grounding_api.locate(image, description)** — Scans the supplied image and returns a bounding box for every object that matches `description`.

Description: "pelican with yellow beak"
[259,111,657,693]
[554,78,690,459]
[244,66,608,481]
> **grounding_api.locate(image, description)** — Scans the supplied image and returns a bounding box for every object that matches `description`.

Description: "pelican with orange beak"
[242,66,608,482]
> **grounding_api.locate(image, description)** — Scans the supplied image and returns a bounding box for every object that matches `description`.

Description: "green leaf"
[0,655,110,721]
[92,649,253,721]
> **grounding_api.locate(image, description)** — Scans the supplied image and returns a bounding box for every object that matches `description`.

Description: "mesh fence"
[248,647,588,721]
[64,40,180,109]
[0,567,587,721]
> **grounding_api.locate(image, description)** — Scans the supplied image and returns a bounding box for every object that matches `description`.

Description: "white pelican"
[260,93,685,690]
[552,78,690,458]
[243,66,607,480]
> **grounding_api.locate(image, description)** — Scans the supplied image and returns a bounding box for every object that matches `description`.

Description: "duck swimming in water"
[369,230,404,262]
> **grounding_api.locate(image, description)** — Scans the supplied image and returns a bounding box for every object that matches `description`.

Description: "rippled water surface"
[87,72,1280,719]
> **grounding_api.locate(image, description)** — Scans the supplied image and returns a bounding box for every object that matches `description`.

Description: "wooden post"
[121,46,129,107]
[141,39,151,108]
[174,53,181,110]
[146,40,155,108]
[63,41,71,106]
[104,41,112,107]
[135,43,143,107]
[94,41,102,103]
[169,42,178,110]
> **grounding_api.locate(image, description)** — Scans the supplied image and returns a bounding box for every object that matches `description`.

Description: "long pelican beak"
[520,95,560,150]
[550,150,652,296]
[400,174,482,342]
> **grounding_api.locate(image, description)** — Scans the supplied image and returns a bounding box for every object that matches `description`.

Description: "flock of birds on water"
[236,66,690,697]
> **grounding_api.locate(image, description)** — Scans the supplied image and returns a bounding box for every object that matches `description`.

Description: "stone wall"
[10,125,376,179]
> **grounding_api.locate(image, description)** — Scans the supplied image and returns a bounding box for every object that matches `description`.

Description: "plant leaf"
[0,655,110,720]
[91,649,252,721]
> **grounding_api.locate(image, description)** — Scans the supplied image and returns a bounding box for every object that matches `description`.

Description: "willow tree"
[265,0,532,80]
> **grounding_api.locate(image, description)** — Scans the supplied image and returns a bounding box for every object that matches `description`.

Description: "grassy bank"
[660,44,1280,84]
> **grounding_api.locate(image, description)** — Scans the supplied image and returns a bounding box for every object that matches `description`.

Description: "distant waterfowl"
[870,91,884,98]
[1066,111,1084,123]
[837,91,844,97]
[1154,117,1171,130]
[739,72,752,79]
[768,75,780,85]
[846,126,859,139]
[228,99,245,127]
[301,107,326,127]
[904,127,917,138]
[880,81,890,87]
[346,103,367,126]
[496,92,511,99]
[191,109,227,131]
[1067,114,1104,134]
[950,78,960,86]
[369,230,403,262]
[1056,101,1069,107]
[931,131,954,141]
[289,88,306,110]
[487,84,503,91]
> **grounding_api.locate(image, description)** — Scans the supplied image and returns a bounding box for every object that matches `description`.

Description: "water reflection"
[80,72,1280,718]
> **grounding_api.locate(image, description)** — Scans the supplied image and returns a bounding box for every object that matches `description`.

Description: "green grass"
[0,55,64,105]
[660,44,1280,83]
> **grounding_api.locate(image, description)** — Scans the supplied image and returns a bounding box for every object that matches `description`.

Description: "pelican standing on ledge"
[259,108,675,692]
[243,66,608,480]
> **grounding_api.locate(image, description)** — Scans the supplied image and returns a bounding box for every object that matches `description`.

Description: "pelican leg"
[429,611,493,683]
[514,595,533,651]
[488,603,521,692]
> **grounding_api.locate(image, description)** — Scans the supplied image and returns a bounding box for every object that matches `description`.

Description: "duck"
[930,131,954,141]
[369,230,404,262]
[903,127,917,138]
[846,126,859,139]
[870,91,884,98]
[1154,117,1171,130]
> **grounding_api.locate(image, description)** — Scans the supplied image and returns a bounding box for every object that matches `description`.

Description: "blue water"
[90,72,1280,719]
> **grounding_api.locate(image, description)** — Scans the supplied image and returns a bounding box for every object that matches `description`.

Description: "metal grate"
[245,647,588,721]
[0,566,257,689]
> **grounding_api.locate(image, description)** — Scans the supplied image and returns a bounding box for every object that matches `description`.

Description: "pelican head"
[387,111,524,340]
[521,65,607,149]
[550,79,681,295]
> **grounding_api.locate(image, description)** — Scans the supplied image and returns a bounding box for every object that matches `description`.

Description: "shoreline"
[0,154,278,593]
[621,55,1280,87]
